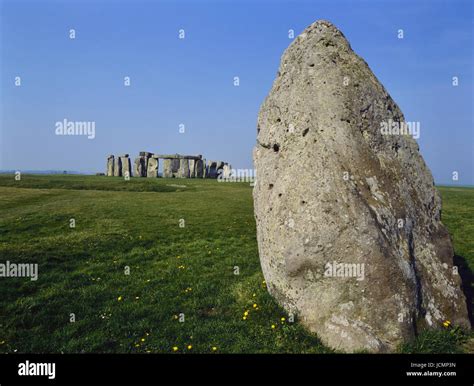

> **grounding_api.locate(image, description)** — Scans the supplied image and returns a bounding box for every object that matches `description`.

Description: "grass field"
[0,175,472,353]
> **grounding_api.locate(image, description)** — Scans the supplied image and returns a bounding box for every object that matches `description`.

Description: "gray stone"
[113,157,122,177]
[215,161,228,179]
[134,157,146,177]
[253,20,470,353]
[171,158,180,178]
[106,155,114,176]
[153,154,201,160]
[206,161,218,178]
[147,157,159,178]
[223,163,232,180]
[195,159,204,178]
[120,156,132,178]
[178,159,190,178]
[189,159,196,178]
[163,159,173,178]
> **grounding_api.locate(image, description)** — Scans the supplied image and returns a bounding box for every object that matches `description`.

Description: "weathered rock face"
[222,163,232,179]
[163,159,173,178]
[120,155,132,178]
[253,20,470,353]
[106,155,114,176]
[202,159,207,178]
[170,159,180,177]
[141,152,153,176]
[178,159,190,178]
[207,161,218,178]
[113,156,122,177]
[195,159,204,178]
[147,157,159,178]
[189,160,196,178]
[134,157,146,177]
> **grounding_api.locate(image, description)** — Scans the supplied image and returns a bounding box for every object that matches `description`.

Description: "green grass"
[0,175,472,353]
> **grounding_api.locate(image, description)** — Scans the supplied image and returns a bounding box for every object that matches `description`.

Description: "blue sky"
[1,0,472,184]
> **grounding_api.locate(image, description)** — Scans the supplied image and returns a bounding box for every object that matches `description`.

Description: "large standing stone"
[106,155,114,176]
[120,155,132,178]
[216,161,225,172]
[163,159,173,178]
[113,156,122,177]
[141,152,153,176]
[178,159,190,178]
[147,157,159,178]
[195,159,204,178]
[134,157,147,177]
[206,161,218,178]
[189,159,196,178]
[253,20,470,353]
[223,163,232,180]
[171,158,180,177]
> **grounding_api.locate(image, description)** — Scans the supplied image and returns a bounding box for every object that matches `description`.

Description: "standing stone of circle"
[253,20,470,353]
[106,155,114,176]
[139,152,153,176]
[207,161,218,178]
[147,157,159,178]
[134,157,140,177]
[188,159,196,178]
[134,157,146,177]
[163,159,173,178]
[120,154,132,178]
[223,163,232,180]
[195,159,204,178]
[178,159,190,178]
[113,156,122,177]
[215,161,224,179]
[171,158,180,177]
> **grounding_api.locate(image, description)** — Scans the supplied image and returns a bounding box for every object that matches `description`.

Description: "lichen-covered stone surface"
[253,20,470,353]
[106,155,114,176]
[147,157,159,178]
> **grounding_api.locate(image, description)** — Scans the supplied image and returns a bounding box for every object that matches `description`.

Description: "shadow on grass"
[453,254,474,326]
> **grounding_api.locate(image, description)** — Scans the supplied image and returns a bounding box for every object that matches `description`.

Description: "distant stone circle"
[106,152,231,179]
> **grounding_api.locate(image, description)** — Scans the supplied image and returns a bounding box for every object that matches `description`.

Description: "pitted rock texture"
[106,155,114,176]
[253,20,470,353]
